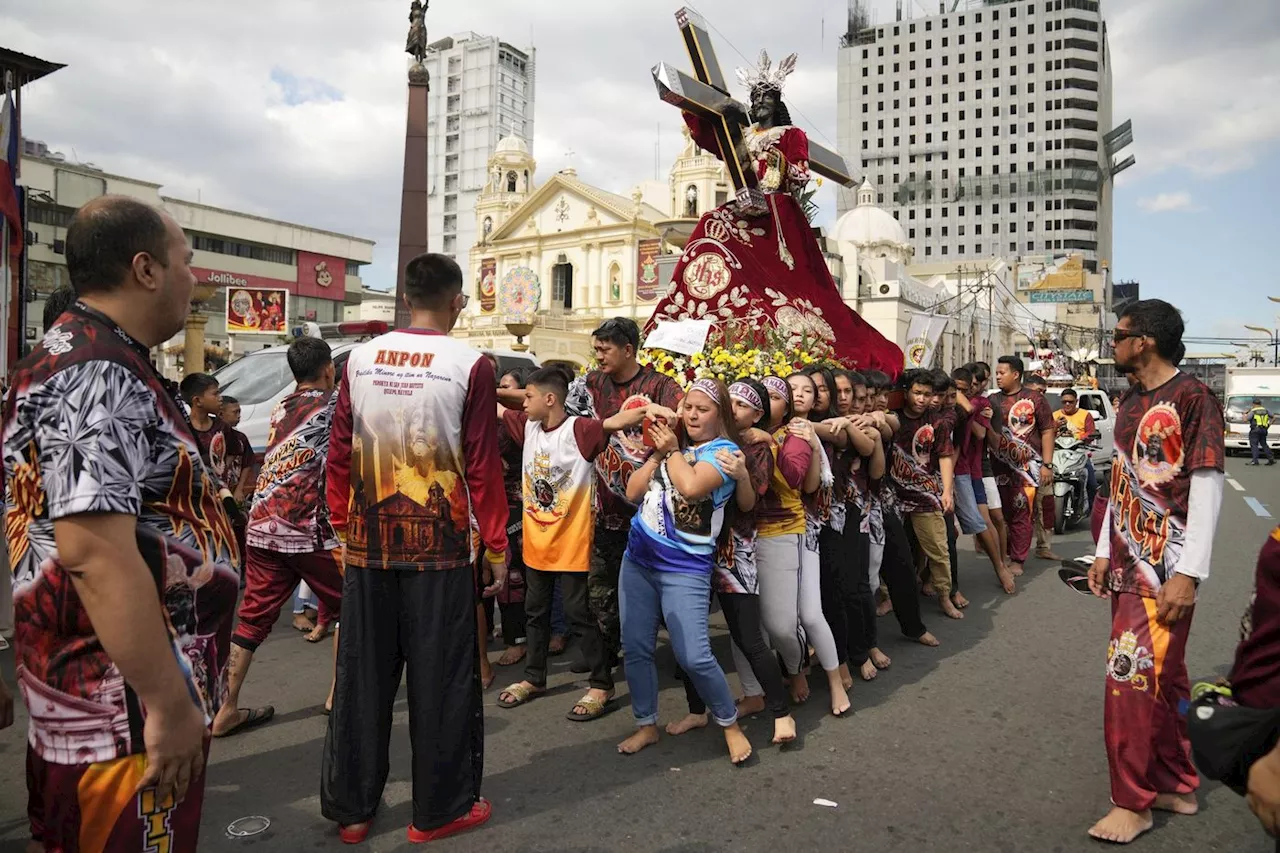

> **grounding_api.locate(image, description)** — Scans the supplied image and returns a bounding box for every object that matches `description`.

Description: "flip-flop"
[496,683,542,709]
[566,692,614,722]
[1057,566,1094,596]
[213,705,276,738]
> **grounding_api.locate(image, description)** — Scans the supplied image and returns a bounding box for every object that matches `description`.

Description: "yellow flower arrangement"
[635,318,838,390]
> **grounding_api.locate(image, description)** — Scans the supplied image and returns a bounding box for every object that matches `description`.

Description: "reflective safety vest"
[1251,407,1272,430]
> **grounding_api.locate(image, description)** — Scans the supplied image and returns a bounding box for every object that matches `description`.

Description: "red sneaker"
[407,799,492,844]
[338,821,372,845]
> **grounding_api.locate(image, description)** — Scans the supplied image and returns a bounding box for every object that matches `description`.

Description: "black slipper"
[213,705,276,738]
[1057,566,1094,596]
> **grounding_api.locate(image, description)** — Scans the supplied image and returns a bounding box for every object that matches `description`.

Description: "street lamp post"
[1244,324,1279,367]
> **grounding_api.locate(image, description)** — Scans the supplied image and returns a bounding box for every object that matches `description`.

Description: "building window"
[552,254,574,309]
[345,260,360,276]
[190,232,295,266]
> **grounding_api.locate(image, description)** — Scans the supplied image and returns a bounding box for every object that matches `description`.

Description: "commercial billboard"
[226,287,290,334]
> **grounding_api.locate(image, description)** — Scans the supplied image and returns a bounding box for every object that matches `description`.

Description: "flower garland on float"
[633,319,839,390]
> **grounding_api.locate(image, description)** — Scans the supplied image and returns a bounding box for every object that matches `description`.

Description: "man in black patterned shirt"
[4,196,238,853]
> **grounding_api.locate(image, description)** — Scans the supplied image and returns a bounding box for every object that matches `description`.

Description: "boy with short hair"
[219,395,255,503]
[180,372,225,471]
[495,365,670,721]
[891,369,962,620]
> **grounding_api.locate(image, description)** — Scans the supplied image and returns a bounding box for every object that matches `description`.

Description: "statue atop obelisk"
[395,0,431,329]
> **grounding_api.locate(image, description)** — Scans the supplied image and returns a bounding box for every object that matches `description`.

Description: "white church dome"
[832,178,912,259]
[495,135,529,155]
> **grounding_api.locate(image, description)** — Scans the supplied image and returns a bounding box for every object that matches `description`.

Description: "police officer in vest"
[1247,398,1275,466]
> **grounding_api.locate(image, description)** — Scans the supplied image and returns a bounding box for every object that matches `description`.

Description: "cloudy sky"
[5,0,1278,346]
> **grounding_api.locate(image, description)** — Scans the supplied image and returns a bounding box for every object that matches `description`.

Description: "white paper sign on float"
[642,318,713,357]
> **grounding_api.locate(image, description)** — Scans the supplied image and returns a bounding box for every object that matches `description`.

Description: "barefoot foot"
[724,723,753,764]
[736,694,767,717]
[875,599,894,617]
[952,591,970,609]
[914,631,941,647]
[789,672,810,704]
[495,645,526,667]
[940,598,965,620]
[617,725,660,755]
[1009,562,1024,577]
[996,566,1017,594]
[666,713,709,736]
[921,582,937,598]
[1152,793,1199,815]
[293,612,316,632]
[826,671,851,716]
[1087,807,1153,844]
[859,659,877,682]
[772,714,797,745]
[839,663,854,691]
[870,647,891,669]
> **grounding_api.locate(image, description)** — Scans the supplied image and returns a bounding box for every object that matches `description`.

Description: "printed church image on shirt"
[346,416,470,569]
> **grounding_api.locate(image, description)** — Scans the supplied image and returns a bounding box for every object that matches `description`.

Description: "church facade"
[452,131,731,365]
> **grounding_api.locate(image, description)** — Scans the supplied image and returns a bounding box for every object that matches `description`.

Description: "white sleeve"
[1094,502,1112,560]
[1176,468,1225,583]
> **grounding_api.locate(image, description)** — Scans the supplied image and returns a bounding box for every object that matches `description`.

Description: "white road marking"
[1244,497,1273,519]
[1227,477,1246,492]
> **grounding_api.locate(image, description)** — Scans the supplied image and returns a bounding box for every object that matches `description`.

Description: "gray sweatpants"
[756,534,839,675]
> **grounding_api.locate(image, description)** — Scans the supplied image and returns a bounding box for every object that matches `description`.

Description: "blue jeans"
[619,554,737,728]
[953,475,988,535]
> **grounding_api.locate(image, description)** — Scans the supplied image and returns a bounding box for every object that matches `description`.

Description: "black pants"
[524,568,612,691]
[588,527,628,664]
[321,566,483,830]
[682,591,789,719]
[818,524,850,666]
[882,509,929,640]
[841,510,877,667]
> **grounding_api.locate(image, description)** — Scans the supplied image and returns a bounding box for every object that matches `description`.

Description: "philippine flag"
[0,89,22,258]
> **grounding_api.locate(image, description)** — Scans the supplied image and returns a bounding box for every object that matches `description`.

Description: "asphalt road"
[1,457,1277,853]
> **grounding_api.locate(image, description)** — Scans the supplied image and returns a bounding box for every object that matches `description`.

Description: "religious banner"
[499,266,541,318]
[227,287,289,335]
[903,313,949,368]
[636,239,662,301]
[477,258,497,313]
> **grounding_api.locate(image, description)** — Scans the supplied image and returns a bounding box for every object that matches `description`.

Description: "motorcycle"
[1052,433,1097,535]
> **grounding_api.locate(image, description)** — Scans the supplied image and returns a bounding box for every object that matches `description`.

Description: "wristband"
[484,548,506,565]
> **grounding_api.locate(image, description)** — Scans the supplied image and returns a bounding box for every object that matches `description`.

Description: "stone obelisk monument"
[395,0,431,330]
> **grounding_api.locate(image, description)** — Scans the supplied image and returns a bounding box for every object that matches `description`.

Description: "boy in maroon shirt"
[891,369,961,620]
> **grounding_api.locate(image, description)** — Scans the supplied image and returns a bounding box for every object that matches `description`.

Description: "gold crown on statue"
[736,50,798,94]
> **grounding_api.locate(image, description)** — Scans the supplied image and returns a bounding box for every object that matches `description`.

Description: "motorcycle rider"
[1054,389,1099,504]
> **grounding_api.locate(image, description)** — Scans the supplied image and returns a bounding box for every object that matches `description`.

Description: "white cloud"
[1137,192,1198,213]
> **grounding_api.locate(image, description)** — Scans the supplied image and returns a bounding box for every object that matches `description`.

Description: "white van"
[213,321,540,454]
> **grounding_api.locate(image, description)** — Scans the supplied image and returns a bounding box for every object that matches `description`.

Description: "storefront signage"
[1029,289,1093,304]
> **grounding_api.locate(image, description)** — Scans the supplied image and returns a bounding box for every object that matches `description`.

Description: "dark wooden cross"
[652,7,855,215]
